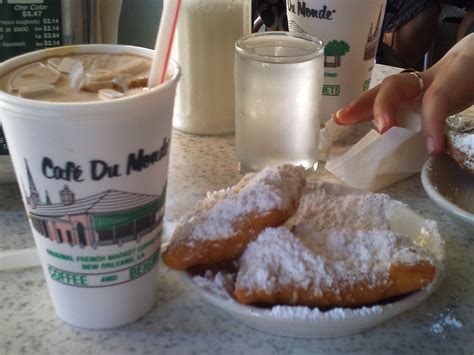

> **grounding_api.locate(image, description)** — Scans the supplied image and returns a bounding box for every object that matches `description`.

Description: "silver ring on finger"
[399,68,425,99]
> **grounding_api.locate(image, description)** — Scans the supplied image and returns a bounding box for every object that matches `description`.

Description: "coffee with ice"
[0,45,180,329]
[0,52,153,102]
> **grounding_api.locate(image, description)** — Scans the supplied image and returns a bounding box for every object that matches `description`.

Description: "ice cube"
[79,56,93,69]
[86,69,113,81]
[80,68,116,92]
[115,59,147,75]
[128,76,148,89]
[47,58,61,71]
[98,88,125,100]
[90,56,111,70]
[69,61,85,91]
[57,57,81,74]
[112,74,131,92]
[81,80,114,92]
[19,83,55,98]
[8,63,60,92]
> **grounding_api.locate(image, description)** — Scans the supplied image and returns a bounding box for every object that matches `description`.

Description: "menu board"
[0,0,63,62]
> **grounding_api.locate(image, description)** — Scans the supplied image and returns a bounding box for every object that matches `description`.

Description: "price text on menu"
[0,0,63,62]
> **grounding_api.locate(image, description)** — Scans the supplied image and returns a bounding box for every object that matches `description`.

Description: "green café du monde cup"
[286,0,386,123]
[0,45,180,329]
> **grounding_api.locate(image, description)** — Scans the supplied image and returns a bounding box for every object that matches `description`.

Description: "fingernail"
[374,115,386,133]
[374,119,383,132]
[426,137,442,155]
[334,108,346,120]
[333,112,344,124]
[375,115,392,133]
[427,136,435,154]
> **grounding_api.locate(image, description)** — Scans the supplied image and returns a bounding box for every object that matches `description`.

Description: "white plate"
[181,201,445,338]
[421,154,474,237]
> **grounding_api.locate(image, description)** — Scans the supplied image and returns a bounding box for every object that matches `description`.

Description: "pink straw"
[148,0,182,87]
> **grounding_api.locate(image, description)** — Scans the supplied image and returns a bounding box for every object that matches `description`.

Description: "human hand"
[333,33,474,154]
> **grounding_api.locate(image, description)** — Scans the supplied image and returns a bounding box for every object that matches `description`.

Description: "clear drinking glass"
[234,31,324,173]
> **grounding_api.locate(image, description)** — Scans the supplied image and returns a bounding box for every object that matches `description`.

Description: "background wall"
[118,0,162,49]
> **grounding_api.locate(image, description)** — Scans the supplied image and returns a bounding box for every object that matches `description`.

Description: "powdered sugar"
[190,271,386,321]
[430,309,463,336]
[443,315,463,328]
[187,181,443,322]
[193,271,235,300]
[418,219,445,261]
[450,132,474,156]
[172,165,305,242]
[237,186,434,296]
[285,182,398,232]
[236,226,432,295]
[238,227,327,293]
[269,304,383,320]
[448,131,474,170]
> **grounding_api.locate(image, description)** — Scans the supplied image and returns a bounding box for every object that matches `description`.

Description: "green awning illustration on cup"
[23,158,166,249]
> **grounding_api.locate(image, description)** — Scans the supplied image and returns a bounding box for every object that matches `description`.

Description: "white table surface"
[0,64,473,355]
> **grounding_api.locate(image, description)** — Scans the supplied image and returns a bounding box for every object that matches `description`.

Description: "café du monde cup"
[0,45,180,329]
[286,0,386,123]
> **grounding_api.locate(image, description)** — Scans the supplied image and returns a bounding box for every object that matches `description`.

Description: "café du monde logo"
[287,2,384,66]
[22,159,166,249]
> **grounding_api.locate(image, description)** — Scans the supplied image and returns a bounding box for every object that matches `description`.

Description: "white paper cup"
[0,45,180,329]
[286,0,386,123]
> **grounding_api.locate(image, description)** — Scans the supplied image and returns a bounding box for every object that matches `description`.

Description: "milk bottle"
[172,0,251,135]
